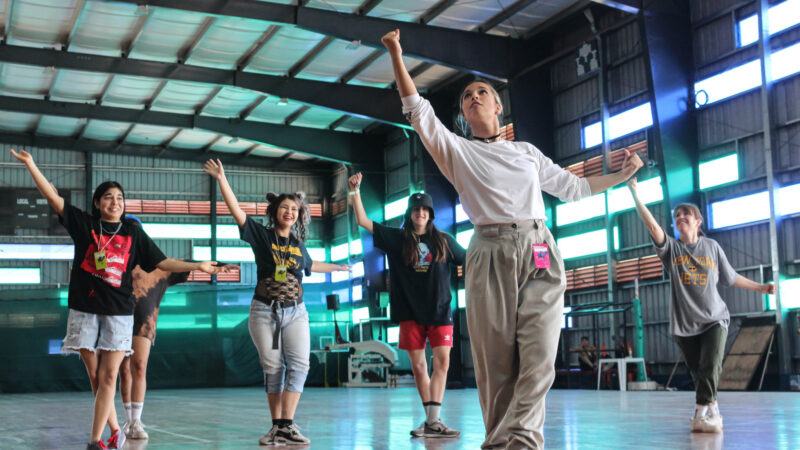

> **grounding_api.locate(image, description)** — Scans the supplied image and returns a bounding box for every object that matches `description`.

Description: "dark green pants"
[674,324,727,405]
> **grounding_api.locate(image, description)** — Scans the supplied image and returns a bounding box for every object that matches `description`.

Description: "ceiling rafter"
[477,0,539,33]
[240,95,267,120]
[196,86,224,114]
[64,0,87,52]
[3,0,15,42]
[178,16,216,63]
[284,105,310,126]
[122,9,153,56]
[237,24,280,70]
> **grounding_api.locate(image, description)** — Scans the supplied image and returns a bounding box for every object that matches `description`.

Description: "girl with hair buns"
[627,177,776,434]
[381,29,643,449]
[10,149,231,450]
[204,159,349,446]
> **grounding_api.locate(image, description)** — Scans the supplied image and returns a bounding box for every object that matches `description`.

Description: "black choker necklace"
[472,132,501,143]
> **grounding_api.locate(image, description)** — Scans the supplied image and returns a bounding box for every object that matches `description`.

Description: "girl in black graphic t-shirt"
[11,149,232,450]
[204,158,349,446]
[348,173,466,439]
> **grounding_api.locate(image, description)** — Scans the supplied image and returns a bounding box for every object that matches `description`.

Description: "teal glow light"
[352,261,365,278]
[767,278,800,310]
[158,314,212,329]
[304,272,326,284]
[456,228,474,248]
[457,289,466,308]
[217,312,248,329]
[699,154,739,190]
[352,284,363,301]
[384,196,409,220]
[331,269,349,283]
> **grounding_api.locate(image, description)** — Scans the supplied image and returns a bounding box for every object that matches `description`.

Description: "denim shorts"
[62,309,134,356]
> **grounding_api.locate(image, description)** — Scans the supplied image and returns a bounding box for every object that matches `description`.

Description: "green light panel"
[161,293,187,307]
[217,312,249,329]
[331,243,349,262]
[352,307,370,324]
[556,193,607,226]
[456,228,474,249]
[458,289,466,308]
[193,246,255,262]
[699,154,739,190]
[385,196,409,220]
[557,227,620,259]
[0,268,40,284]
[387,326,400,344]
[767,278,800,311]
[158,314,213,329]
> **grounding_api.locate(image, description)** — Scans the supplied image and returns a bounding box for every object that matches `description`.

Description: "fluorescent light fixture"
[779,183,800,216]
[738,14,759,46]
[387,326,399,344]
[193,246,254,262]
[699,154,739,190]
[350,239,363,256]
[455,203,469,223]
[0,268,40,284]
[384,196,409,220]
[0,244,74,260]
[710,191,770,229]
[144,223,211,239]
[556,227,619,259]
[331,269,349,283]
[306,247,326,262]
[331,243,349,262]
[456,228,474,249]
[556,193,606,226]
[352,307,370,324]
[772,41,800,81]
[582,103,653,149]
[457,289,466,308]
[607,177,663,213]
[563,306,573,329]
[738,0,800,47]
[352,284,363,301]
[767,277,800,310]
[351,261,365,278]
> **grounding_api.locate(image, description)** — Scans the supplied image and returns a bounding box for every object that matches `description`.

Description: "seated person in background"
[570,336,597,370]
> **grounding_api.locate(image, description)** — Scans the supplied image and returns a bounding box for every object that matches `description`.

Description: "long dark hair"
[266,192,309,242]
[673,203,706,237]
[401,209,450,267]
[91,181,126,220]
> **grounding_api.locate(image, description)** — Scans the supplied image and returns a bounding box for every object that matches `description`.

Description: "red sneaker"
[86,439,108,450]
[106,428,126,449]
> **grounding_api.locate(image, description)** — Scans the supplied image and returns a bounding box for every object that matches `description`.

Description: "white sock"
[123,402,132,422]
[709,403,720,417]
[425,402,441,425]
[131,402,144,421]
[694,405,708,418]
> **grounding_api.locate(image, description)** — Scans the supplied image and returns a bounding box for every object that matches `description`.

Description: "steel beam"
[3,0,14,41]
[0,44,406,126]
[122,10,152,57]
[0,95,376,163]
[101,0,521,79]
[196,86,224,114]
[64,0,87,51]
[418,0,458,24]
[477,0,538,33]
[288,36,334,78]
[284,105,310,125]
[239,95,267,120]
[590,0,640,14]
[237,25,280,69]
[179,17,215,62]
[328,115,350,130]
[0,131,324,171]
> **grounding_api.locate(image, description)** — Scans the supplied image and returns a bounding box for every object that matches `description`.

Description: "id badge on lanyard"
[275,265,288,282]
[94,251,108,270]
[533,243,551,269]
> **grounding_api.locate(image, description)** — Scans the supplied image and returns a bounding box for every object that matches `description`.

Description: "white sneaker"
[698,413,723,433]
[410,422,425,437]
[259,424,280,445]
[127,418,149,439]
[274,423,310,445]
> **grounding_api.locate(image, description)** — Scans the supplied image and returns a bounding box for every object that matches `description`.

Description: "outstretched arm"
[627,177,666,246]
[348,172,374,234]
[586,149,644,194]
[157,258,238,275]
[204,159,246,227]
[733,275,777,294]
[10,149,65,216]
[310,262,351,273]
[382,29,417,99]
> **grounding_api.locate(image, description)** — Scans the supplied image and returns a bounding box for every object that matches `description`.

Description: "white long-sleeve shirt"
[402,94,591,226]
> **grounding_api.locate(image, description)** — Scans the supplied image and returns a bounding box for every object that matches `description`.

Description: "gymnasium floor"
[1,387,798,449]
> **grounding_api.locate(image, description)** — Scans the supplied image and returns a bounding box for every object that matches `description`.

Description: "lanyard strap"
[94,220,122,253]
[271,231,290,267]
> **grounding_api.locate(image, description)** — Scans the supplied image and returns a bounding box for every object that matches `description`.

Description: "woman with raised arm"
[10,149,230,450]
[627,177,776,434]
[348,172,466,439]
[381,30,643,449]
[204,158,349,446]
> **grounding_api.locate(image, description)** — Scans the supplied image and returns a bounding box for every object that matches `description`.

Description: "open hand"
[381,29,401,54]
[10,148,33,165]
[336,264,352,272]
[621,149,643,178]
[348,173,362,191]
[203,159,225,180]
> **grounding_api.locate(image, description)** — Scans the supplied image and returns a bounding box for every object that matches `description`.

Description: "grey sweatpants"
[465,220,566,449]
[248,299,310,393]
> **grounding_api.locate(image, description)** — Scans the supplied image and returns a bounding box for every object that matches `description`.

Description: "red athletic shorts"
[398,320,454,350]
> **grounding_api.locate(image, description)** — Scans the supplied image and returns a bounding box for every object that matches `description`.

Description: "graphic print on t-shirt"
[672,254,717,287]
[79,230,133,287]
[271,241,304,270]
[414,242,433,272]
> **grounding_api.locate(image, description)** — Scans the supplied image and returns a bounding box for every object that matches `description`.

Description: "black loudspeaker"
[326,294,340,311]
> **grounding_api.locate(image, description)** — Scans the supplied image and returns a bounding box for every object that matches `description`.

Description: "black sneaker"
[274,424,310,445]
[423,419,461,438]
[86,439,108,450]
[410,422,425,437]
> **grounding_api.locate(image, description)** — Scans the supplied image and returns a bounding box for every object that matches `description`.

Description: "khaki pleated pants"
[465,219,566,449]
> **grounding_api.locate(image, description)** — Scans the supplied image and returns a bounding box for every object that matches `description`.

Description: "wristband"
[348,190,360,196]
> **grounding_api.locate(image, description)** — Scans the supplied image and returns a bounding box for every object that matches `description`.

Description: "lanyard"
[94,220,122,253]
[271,230,290,267]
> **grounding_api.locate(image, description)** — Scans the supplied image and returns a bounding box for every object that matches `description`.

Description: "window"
[556,227,620,259]
[738,0,800,47]
[193,246,255,262]
[0,268,40,284]
[331,270,349,283]
[351,261,365,278]
[767,277,800,310]
[387,326,400,344]
[563,306,573,329]
[143,223,211,239]
[582,103,653,148]
[456,228,474,248]
[695,41,800,107]
[217,312,249,329]
[699,154,739,190]
[352,307,370,324]
[455,203,470,223]
[350,239,363,256]
[304,272,327,284]
[779,183,800,216]
[556,194,606,226]
[384,196,409,220]
[710,191,770,229]
[330,242,349,262]
[0,244,74,260]
[352,283,363,301]
[457,289,466,308]
[607,177,664,213]
[306,247,327,262]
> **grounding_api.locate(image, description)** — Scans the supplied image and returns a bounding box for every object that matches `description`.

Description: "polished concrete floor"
[1,387,799,449]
